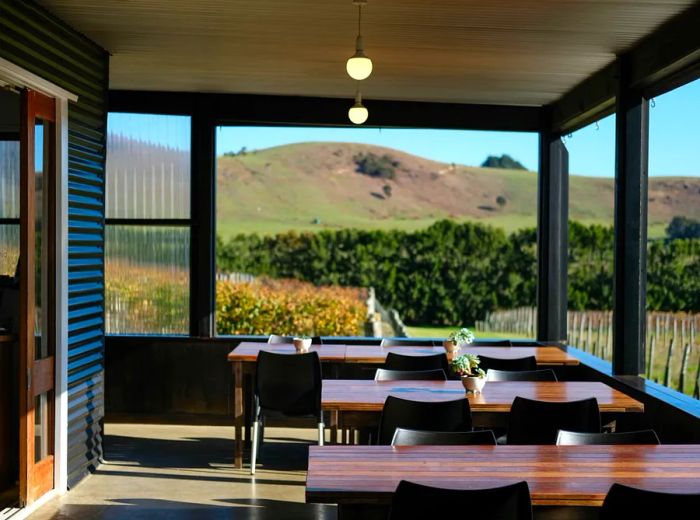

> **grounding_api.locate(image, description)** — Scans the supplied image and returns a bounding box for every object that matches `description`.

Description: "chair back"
[377,395,472,445]
[600,483,700,520]
[487,369,557,382]
[391,428,496,446]
[381,338,436,347]
[389,480,532,519]
[375,368,446,381]
[556,429,660,445]
[507,396,600,444]
[268,334,293,344]
[385,352,449,373]
[255,350,322,419]
[479,355,537,372]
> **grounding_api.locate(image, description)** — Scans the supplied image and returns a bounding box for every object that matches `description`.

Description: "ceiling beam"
[549,2,700,135]
[109,90,544,132]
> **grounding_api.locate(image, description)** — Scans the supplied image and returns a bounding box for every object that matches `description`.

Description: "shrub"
[667,216,700,239]
[353,152,399,180]
[215,277,366,336]
[105,260,189,334]
[217,220,700,325]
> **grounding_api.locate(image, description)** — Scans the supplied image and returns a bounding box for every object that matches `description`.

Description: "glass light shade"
[346,54,373,80]
[348,104,369,125]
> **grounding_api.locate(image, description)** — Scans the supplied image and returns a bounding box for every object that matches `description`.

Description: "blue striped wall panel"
[0,0,108,488]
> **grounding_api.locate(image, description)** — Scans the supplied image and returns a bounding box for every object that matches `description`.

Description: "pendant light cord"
[358,4,362,37]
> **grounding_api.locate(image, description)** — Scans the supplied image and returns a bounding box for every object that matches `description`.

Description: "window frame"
[104,112,193,336]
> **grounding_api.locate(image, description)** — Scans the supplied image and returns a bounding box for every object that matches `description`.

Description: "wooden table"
[323,380,643,444]
[227,342,582,468]
[343,345,580,366]
[321,380,644,413]
[227,342,347,468]
[306,444,700,517]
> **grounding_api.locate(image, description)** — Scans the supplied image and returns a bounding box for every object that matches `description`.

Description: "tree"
[353,152,399,179]
[481,154,526,170]
[496,195,507,207]
[666,216,700,240]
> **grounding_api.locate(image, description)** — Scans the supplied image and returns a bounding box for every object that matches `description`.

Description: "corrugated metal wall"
[0,0,108,488]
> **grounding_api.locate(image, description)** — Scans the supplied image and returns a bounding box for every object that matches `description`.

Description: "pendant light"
[348,87,368,125]
[346,0,372,81]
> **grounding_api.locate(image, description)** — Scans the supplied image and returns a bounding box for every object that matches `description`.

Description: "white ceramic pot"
[293,337,312,353]
[442,340,461,354]
[461,375,486,394]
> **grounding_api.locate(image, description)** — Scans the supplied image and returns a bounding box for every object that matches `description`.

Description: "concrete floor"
[31,423,336,519]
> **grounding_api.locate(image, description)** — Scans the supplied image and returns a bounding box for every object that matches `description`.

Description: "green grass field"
[406,325,530,340]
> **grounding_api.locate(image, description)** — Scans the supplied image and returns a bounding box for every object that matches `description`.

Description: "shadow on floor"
[104,432,314,471]
[37,498,335,520]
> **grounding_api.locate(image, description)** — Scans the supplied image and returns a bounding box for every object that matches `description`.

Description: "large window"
[563,115,616,363]
[214,126,538,339]
[647,79,700,398]
[105,113,191,334]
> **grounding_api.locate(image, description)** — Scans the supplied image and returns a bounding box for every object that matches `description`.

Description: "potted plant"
[450,353,487,394]
[292,335,312,353]
[443,327,476,354]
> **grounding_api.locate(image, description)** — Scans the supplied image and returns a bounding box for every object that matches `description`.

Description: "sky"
[109,78,700,178]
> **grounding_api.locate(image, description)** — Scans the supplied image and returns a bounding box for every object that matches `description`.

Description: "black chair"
[391,428,497,446]
[479,355,537,372]
[389,480,532,519]
[600,483,700,520]
[556,429,660,445]
[267,334,293,344]
[252,350,323,474]
[377,396,472,445]
[381,338,436,347]
[375,368,447,381]
[384,352,449,373]
[268,334,322,344]
[474,339,512,347]
[487,368,558,382]
[506,397,600,445]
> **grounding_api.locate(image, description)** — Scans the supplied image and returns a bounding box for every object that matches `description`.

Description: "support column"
[190,98,216,337]
[537,131,569,343]
[613,58,649,375]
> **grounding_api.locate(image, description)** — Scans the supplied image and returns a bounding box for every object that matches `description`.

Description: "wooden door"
[19,89,56,506]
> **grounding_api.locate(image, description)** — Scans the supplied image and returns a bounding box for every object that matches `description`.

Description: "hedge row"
[216,220,700,325]
[215,277,366,336]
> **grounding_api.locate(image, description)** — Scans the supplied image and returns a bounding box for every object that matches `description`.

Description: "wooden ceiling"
[39,0,697,106]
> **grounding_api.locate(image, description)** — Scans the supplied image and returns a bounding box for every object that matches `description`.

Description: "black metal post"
[536,129,569,343]
[190,98,216,337]
[612,57,649,375]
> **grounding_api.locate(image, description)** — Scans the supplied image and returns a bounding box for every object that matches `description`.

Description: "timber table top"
[228,342,347,362]
[227,343,580,366]
[321,380,644,413]
[306,444,700,507]
[343,345,580,365]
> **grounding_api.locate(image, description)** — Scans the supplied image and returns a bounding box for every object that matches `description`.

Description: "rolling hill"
[216,142,700,238]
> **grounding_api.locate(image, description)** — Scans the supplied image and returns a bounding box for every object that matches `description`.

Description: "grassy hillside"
[212,142,700,237]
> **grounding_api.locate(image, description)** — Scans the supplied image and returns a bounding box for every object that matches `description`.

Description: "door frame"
[0,56,77,503]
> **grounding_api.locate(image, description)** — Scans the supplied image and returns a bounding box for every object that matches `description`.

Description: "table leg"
[330,410,339,445]
[245,371,252,446]
[233,360,244,469]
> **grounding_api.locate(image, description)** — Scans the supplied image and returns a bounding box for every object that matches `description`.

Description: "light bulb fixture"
[346,0,372,81]
[348,88,368,125]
